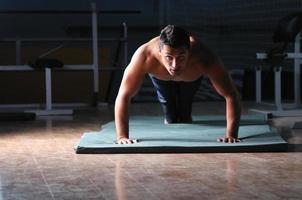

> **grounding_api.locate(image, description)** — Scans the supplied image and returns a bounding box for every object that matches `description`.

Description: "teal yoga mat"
[75,115,287,154]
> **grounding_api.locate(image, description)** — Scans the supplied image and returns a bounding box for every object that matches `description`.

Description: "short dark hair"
[159,25,190,50]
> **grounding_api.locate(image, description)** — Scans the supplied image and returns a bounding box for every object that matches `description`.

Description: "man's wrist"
[117,136,128,140]
[226,132,238,138]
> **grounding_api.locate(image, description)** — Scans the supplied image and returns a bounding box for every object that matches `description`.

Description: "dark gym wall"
[0,0,160,104]
[0,0,301,104]
[162,0,301,100]
[164,0,301,69]
[0,0,158,38]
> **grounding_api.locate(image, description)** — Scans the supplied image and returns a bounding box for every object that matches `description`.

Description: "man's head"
[159,25,190,50]
[159,25,190,77]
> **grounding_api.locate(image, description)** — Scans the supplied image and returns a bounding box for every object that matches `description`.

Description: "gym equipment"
[0,3,131,110]
[252,12,302,118]
[74,115,287,154]
[28,58,63,69]
[105,23,128,103]
[26,58,73,116]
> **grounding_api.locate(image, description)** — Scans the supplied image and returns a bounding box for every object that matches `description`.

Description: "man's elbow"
[225,90,241,105]
[115,91,132,108]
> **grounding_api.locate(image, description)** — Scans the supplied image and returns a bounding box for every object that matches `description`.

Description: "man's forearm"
[225,93,241,138]
[114,96,130,140]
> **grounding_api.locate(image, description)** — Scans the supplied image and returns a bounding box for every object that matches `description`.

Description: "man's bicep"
[207,65,237,98]
[118,64,145,99]
[198,42,221,67]
[117,45,147,99]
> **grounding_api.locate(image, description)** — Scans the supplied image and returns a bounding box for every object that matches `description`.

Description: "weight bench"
[26,58,73,116]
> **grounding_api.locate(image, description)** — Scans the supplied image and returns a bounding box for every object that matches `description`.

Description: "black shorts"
[149,74,202,123]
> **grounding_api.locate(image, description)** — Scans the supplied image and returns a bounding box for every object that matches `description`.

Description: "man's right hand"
[115,137,138,144]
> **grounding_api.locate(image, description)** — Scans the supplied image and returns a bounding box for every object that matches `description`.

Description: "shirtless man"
[114,25,241,144]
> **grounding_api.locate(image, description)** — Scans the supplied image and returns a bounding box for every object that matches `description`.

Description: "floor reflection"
[0,176,3,200]
[114,161,128,200]
[225,159,238,193]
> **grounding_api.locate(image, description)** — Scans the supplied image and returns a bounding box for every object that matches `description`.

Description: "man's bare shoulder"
[130,37,159,69]
[135,37,159,55]
[189,36,220,68]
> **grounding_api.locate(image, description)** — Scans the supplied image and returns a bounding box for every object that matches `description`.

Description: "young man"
[114,25,241,144]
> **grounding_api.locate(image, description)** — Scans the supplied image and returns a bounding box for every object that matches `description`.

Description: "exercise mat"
[75,115,287,154]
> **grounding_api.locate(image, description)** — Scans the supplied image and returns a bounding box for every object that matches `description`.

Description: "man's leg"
[149,75,178,123]
[177,77,202,123]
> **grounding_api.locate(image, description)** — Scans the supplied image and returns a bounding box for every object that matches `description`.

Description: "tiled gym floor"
[0,102,301,200]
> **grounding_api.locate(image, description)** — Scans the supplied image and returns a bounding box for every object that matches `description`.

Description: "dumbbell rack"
[250,33,302,121]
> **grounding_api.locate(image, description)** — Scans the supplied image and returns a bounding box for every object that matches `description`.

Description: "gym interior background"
[0,1,302,200]
[0,0,301,106]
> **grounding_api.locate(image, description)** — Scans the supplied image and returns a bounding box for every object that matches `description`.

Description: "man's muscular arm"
[208,65,241,143]
[201,47,241,143]
[114,47,147,144]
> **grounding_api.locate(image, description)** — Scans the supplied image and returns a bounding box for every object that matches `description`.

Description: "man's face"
[159,45,189,77]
